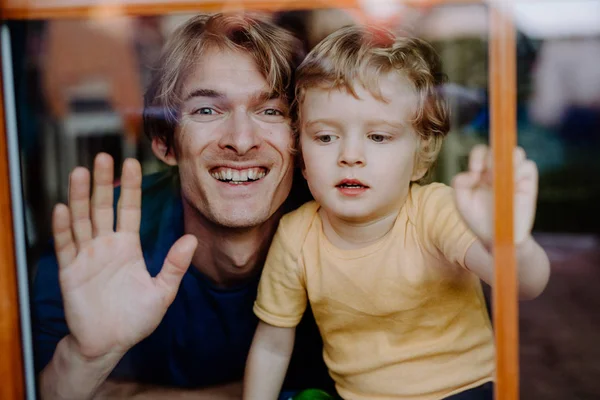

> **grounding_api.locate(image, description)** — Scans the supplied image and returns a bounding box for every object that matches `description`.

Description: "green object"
[291,388,335,400]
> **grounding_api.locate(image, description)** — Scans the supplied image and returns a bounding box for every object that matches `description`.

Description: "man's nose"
[218,110,261,155]
[338,139,366,167]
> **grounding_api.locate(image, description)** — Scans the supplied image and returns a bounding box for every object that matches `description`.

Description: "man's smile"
[210,167,269,184]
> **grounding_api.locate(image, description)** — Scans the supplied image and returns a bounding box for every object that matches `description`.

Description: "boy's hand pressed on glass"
[453,145,550,300]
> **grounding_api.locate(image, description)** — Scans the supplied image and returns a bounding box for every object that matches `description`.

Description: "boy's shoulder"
[407,182,455,222]
[409,181,453,205]
[279,200,320,230]
[277,201,321,249]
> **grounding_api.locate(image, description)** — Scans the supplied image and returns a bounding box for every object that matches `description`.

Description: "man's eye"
[263,108,283,116]
[369,134,388,143]
[195,107,216,115]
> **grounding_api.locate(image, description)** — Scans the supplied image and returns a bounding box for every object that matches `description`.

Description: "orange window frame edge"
[0,1,517,399]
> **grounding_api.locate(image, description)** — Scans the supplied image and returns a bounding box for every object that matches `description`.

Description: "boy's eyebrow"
[305,118,406,130]
[368,119,407,130]
[304,118,344,129]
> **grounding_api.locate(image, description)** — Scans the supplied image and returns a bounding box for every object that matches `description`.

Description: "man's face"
[158,48,294,228]
[299,72,423,224]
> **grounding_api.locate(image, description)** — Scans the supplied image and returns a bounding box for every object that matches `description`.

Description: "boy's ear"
[151,137,177,166]
[411,165,428,182]
[411,137,434,182]
[411,148,429,182]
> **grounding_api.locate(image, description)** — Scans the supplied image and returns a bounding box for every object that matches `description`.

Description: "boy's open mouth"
[336,179,369,189]
[210,167,269,185]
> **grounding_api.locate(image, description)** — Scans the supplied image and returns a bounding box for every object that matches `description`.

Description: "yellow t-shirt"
[254,183,495,400]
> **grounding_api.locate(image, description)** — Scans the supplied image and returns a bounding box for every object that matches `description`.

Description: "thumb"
[452,171,479,191]
[155,234,198,305]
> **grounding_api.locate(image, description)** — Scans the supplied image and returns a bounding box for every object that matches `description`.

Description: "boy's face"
[299,72,423,223]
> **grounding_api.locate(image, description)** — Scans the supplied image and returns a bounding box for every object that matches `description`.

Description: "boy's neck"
[181,196,282,288]
[319,208,400,250]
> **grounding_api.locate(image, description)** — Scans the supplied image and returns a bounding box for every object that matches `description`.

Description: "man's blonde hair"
[295,25,449,181]
[144,13,303,153]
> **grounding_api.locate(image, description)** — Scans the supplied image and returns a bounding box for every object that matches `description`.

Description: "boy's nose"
[338,141,366,167]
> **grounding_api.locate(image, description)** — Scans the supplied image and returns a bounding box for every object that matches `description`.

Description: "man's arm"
[94,379,242,400]
[244,321,296,400]
[38,155,197,399]
[39,335,123,400]
[39,334,243,400]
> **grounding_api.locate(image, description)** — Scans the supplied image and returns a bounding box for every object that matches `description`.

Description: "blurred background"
[4,1,600,398]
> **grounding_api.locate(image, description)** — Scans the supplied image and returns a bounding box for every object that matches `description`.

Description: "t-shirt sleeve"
[417,183,477,268]
[254,218,308,328]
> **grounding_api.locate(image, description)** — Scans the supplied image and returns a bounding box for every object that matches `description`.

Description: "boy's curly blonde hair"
[295,25,449,182]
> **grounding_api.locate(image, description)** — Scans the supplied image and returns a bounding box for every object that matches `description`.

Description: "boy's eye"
[317,135,336,143]
[369,134,388,143]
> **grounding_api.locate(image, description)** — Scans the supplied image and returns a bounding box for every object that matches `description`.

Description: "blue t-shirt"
[33,168,332,392]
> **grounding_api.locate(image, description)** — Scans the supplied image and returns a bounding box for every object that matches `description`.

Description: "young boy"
[243,26,550,400]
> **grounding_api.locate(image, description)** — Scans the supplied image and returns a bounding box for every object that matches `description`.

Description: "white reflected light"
[358,0,406,21]
[493,0,600,38]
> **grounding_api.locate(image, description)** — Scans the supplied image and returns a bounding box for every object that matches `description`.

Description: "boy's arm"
[453,145,550,300]
[464,237,550,300]
[243,321,296,400]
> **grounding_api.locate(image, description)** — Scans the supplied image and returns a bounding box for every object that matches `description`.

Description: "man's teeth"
[211,168,267,183]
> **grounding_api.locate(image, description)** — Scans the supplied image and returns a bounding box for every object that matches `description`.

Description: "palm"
[60,233,159,358]
[452,146,538,246]
[53,155,197,360]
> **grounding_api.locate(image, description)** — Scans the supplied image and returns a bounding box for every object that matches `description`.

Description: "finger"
[116,159,142,233]
[513,146,526,167]
[452,171,480,190]
[69,167,93,250]
[91,153,115,236]
[155,235,198,305]
[52,204,77,269]
[515,160,538,191]
[468,144,489,174]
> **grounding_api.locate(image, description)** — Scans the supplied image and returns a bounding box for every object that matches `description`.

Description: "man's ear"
[151,137,177,166]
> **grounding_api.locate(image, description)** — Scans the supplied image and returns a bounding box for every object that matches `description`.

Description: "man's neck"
[181,198,282,289]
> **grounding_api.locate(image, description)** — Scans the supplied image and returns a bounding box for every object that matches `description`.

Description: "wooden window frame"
[0,1,518,398]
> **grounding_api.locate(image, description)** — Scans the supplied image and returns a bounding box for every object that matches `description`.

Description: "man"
[33,13,329,399]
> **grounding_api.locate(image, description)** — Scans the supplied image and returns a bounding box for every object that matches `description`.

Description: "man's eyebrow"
[183,89,225,102]
[251,90,282,103]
